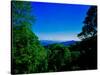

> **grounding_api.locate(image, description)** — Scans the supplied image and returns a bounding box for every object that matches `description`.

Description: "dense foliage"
[77,6,97,69]
[12,1,97,74]
[78,6,97,39]
[12,1,47,74]
[46,44,72,71]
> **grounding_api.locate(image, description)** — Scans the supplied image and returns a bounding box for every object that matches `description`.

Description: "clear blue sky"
[31,2,90,41]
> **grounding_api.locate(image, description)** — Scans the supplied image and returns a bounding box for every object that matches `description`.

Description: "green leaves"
[12,1,47,74]
[46,44,72,71]
[12,1,35,27]
[12,1,97,73]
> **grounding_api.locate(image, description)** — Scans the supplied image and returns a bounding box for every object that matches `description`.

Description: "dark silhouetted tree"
[77,6,97,69]
[78,6,97,40]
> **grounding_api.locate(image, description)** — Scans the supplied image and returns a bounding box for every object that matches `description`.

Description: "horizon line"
[38,39,80,42]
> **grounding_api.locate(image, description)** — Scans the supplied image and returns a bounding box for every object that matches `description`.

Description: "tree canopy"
[11,1,97,74]
[12,1,47,74]
[78,6,97,40]
[77,6,97,69]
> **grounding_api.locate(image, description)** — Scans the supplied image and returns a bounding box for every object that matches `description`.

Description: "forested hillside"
[11,1,97,74]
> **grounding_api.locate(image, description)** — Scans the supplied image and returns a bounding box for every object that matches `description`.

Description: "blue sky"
[31,2,90,41]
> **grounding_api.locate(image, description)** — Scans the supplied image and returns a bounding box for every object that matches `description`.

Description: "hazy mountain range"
[39,40,77,46]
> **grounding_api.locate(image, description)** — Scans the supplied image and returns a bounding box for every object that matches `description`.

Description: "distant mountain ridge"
[39,40,77,46]
[60,40,76,46]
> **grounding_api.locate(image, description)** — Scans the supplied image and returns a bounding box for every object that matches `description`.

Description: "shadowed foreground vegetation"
[11,1,97,74]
